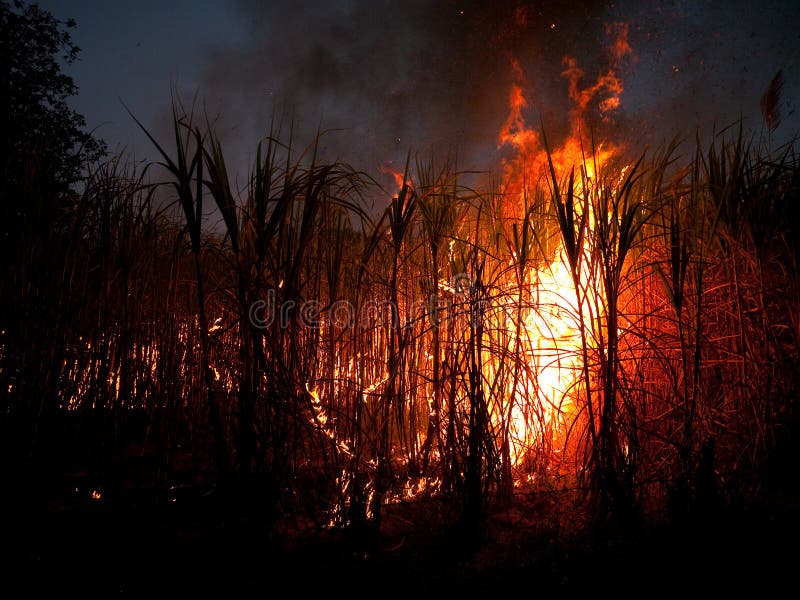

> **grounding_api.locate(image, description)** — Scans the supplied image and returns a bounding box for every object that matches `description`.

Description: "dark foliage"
[0,0,104,187]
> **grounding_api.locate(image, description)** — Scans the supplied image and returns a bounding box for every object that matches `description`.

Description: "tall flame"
[498,23,630,189]
[496,23,630,470]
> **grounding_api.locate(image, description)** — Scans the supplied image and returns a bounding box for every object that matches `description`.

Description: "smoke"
[611,0,800,150]
[184,0,799,184]
[193,0,611,179]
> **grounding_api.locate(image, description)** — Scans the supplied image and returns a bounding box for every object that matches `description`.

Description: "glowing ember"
[306,383,353,457]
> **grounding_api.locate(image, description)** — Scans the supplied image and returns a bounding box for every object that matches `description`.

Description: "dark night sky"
[39,0,800,187]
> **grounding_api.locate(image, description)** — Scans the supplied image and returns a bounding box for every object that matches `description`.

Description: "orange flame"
[498,60,539,153]
[495,23,631,470]
[380,162,406,195]
[608,22,632,62]
[498,22,631,196]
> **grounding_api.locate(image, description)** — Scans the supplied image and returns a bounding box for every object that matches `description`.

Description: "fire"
[497,60,538,153]
[380,162,406,195]
[494,241,590,469]
[608,22,632,61]
[495,24,630,470]
[306,382,352,457]
[498,22,630,191]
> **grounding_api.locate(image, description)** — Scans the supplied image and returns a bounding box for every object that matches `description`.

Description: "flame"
[495,24,630,470]
[505,247,586,467]
[497,60,539,153]
[208,316,222,333]
[401,476,441,501]
[608,22,632,62]
[306,382,353,457]
[380,162,406,195]
[498,22,630,192]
